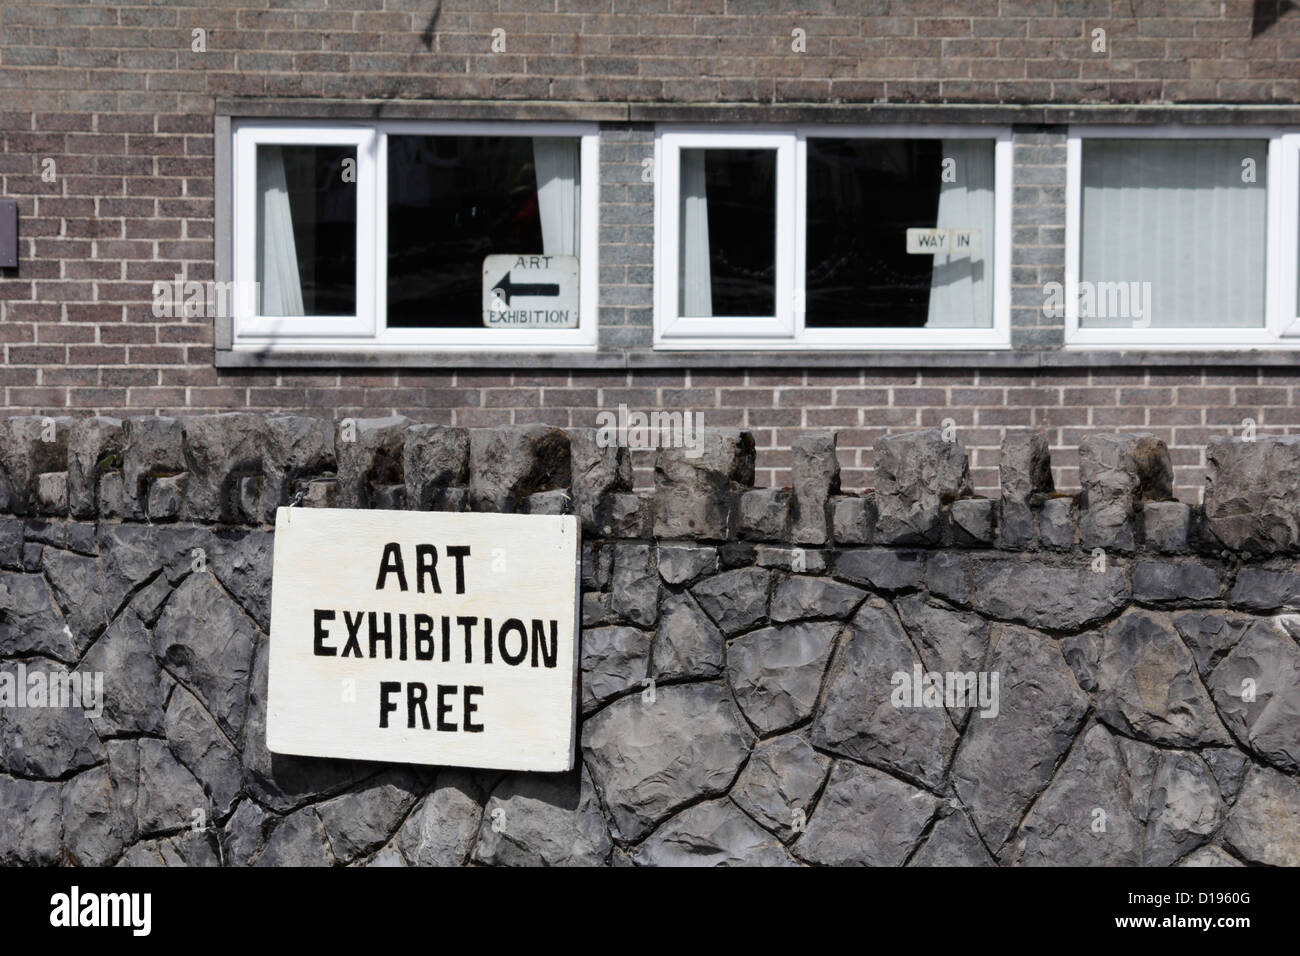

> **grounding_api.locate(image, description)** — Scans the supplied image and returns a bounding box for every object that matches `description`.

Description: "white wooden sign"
[905,227,983,257]
[266,508,580,772]
[482,253,580,328]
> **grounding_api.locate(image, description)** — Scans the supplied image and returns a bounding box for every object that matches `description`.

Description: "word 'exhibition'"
[266,508,580,773]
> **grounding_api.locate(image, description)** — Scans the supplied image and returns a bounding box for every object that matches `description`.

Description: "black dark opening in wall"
[681,148,777,319]
[262,144,358,316]
[387,135,546,328]
[805,138,943,329]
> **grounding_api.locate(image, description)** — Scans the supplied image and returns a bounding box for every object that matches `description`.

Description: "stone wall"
[1,414,1298,866]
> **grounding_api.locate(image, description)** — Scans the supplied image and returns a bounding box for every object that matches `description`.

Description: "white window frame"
[1064,125,1292,349]
[654,124,1013,350]
[231,120,600,353]
[1278,133,1300,338]
[233,124,377,340]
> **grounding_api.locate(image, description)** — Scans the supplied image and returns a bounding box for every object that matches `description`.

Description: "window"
[654,126,1012,349]
[231,122,599,351]
[1065,127,1298,348]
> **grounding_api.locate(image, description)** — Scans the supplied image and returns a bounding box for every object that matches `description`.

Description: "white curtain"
[1080,139,1266,328]
[256,146,305,317]
[533,138,580,257]
[926,139,994,329]
[679,149,713,317]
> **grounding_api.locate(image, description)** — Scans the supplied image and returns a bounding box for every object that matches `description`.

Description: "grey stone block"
[873,428,971,545]
[951,497,996,547]
[635,799,796,867]
[181,413,265,523]
[403,424,469,512]
[1203,435,1300,555]
[1097,611,1231,748]
[1222,766,1300,866]
[146,474,187,522]
[998,432,1052,549]
[1229,566,1300,613]
[567,427,632,536]
[610,542,658,627]
[1037,495,1076,550]
[969,557,1130,631]
[604,492,648,538]
[834,549,924,591]
[1143,500,1191,553]
[67,416,122,519]
[738,487,790,542]
[97,471,124,519]
[467,424,570,513]
[581,683,754,842]
[791,432,839,546]
[336,416,410,510]
[831,494,876,546]
[0,416,72,516]
[299,478,337,509]
[121,416,184,519]
[262,415,336,521]
[35,472,67,516]
[653,430,754,540]
[1132,559,1221,603]
[755,545,828,573]
[652,591,724,681]
[1079,433,1172,552]
[523,489,571,515]
[793,761,938,867]
[656,543,717,586]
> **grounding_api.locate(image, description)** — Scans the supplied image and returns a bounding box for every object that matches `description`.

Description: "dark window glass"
[256,144,356,316]
[678,148,776,317]
[388,135,572,328]
[805,138,994,329]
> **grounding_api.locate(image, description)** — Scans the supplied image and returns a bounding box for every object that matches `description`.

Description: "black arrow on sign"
[491,271,560,305]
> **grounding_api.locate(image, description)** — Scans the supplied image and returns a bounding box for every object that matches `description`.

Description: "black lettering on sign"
[458,616,476,663]
[447,545,471,594]
[379,682,400,728]
[416,544,440,594]
[414,614,434,660]
[376,542,408,591]
[376,682,489,733]
[313,609,337,656]
[369,611,392,659]
[342,610,364,658]
[436,684,456,732]
[532,619,557,668]
[499,619,528,665]
[408,682,430,729]
[464,686,484,733]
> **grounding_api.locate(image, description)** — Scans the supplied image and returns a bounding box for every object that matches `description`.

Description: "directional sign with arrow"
[482,254,579,329]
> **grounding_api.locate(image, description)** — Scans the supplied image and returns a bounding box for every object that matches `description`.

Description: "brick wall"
[0,363,1278,504]
[5,0,1296,104]
[2,1,1300,505]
